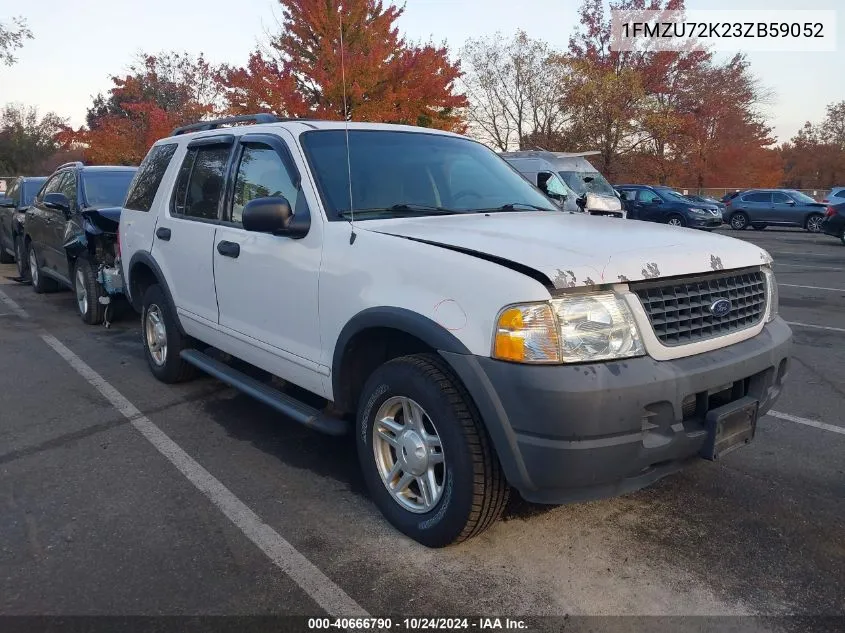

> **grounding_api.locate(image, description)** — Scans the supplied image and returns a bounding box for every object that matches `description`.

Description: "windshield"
[558,170,616,196]
[787,190,818,205]
[82,170,137,208]
[657,188,693,203]
[300,130,557,219]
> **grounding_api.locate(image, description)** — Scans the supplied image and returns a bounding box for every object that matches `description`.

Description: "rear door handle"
[156,227,171,241]
[217,240,240,258]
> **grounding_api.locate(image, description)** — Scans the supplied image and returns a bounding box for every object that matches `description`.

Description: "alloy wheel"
[75,268,88,316]
[372,396,445,513]
[144,304,168,367]
[29,249,39,285]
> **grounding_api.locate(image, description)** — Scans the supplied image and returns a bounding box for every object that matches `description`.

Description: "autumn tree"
[780,102,845,190]
[68,52,224,165]
[0,104,67,174]
[0,16,32,66]
[219,0,467,131]
[459,31,568,151]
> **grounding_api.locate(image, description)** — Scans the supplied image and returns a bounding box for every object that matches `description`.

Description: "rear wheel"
[28,244,59,294]
[141,283,197,383]
[356,354,509,548]
[805,214,823,233]
[730,212,749,230]
[14,236,29,281]
[73,259,107,325]
[666,214,686,227]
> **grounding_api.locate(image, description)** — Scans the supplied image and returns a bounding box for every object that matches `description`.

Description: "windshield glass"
[787,190,817,205]
[82,170,137,208]
[300,130,557,219]
[658,188,692,203]
[558,170,616,196]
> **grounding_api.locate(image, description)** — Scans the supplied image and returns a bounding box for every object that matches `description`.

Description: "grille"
[633,269,767,346]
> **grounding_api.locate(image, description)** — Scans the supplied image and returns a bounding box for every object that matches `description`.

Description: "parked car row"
[2,116,794,548]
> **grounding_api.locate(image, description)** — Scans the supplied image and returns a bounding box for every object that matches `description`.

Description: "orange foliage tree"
[66,53,223,165]
[219,0,468,131]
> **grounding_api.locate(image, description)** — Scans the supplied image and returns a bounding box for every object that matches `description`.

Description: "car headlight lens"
[492,293,645,364]
[763,267,778,322]
[552,293,645,362]
[690,207,707,215]
[493,303,561,363]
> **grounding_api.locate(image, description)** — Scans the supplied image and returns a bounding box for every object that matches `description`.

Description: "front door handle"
[217,240,240,258]
[156,227,171,241]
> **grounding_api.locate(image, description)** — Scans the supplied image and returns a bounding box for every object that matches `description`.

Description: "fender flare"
[126,251,186,335]
[331,306,472,401]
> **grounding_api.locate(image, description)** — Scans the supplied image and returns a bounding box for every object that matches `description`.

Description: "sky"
[0,0,842,143]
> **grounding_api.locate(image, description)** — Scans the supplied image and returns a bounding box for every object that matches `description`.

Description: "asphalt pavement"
[0,226,843,632]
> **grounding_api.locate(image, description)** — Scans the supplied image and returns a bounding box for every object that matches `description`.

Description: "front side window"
[39,173,65,202]
[230,145,299,224]
[300,130,556,220]
[171,146,230,220]
[772,192,792,204]
[82,170,138,208]
[124,143,178,212]
[59,172,78,208]
[638,189,662,204]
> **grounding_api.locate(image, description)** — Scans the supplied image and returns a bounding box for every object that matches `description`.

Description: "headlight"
[492,293,645,364]
[763,267,778,323]
[690,207,707,215]
[493,303,561,363]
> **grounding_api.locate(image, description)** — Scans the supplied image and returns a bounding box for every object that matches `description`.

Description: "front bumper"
[690,215,722,229]
[441,318,792,504]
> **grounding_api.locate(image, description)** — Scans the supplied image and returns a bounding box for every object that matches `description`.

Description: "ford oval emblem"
[709,298,732,317]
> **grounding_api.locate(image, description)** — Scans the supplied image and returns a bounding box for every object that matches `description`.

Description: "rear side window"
[124,143,178,212]
[742,192,771,203]
[171,146,231,220]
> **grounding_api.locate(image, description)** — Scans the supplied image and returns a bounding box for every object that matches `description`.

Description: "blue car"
[614,185,723,230]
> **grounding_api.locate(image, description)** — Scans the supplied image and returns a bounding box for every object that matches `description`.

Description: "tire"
[805,214,823,233]
[356,353,509,548]
[752,224,767,231]
[140,283,197,383]
[840,230,845,246]
[0,240,13,264]
[14,236,29,281]
[730,212,749,230]
[28,243,60,294]
[666,214,686,227]
[73,259,106,325]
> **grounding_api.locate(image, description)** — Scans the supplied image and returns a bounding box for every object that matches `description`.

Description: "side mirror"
[242,196,309,238]
[44,192,71,215]
[785,199,796,206]
[651,198,663,205]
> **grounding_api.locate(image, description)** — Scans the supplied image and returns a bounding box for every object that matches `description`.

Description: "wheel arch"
[331,307,472,414]
[127,251,186,335]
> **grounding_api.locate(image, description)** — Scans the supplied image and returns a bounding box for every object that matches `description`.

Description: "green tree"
[0,16,33,66]
[0,104,67,175]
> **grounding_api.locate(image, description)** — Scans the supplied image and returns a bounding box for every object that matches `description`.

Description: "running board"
[180,349,348,436]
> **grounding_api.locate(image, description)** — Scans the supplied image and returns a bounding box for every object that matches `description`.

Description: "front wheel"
[666,214,686,227]
[356,354,509,548]
[805,214,823,233]
[14,236,29,281]
[730,212,749,230]
[141,283,197,383]
[28,243,59,294]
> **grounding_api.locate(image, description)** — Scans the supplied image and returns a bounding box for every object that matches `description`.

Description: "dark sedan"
[821,202,845,245]
[0,176,48,274]
[724,189,827,232]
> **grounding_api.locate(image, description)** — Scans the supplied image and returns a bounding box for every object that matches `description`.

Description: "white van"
[502,151,625,218]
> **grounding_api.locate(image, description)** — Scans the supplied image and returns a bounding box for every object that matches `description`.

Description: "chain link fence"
[679,187,833,202]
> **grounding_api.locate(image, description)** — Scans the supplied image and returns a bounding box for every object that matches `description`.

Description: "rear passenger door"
[151,136,233,325]
[739,192,772,222]
[212,132,325,394]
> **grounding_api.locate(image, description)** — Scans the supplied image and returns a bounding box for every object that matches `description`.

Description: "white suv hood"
[362,212,772,289]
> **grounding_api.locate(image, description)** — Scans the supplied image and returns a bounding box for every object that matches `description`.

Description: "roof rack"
[55,161,85,171]
[171,114,286,136]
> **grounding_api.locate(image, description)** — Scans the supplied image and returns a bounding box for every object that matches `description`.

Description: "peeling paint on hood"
[362,212,772,289]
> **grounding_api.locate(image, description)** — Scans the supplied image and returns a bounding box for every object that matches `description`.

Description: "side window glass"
[772,192,790,204]
[58,172,77,208]
[39,173,64,202]
[231,145,299,224]
[172,146,230,220]
[618,189,635,201]
[125,143,178,212]
[638,189,659,203]
[6,180,21,205]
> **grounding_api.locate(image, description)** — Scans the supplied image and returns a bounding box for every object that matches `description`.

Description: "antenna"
[339,3,356,245]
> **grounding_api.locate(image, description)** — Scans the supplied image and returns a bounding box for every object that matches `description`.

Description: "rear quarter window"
[124,143,179,212]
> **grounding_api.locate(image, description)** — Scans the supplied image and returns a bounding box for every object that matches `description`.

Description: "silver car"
[724,189,828,232]
[822,186,845,204]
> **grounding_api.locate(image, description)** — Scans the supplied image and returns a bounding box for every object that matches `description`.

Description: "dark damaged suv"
[22,162,138,324]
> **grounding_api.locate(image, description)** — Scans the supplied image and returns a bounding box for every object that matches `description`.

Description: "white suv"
[119,114,792,548]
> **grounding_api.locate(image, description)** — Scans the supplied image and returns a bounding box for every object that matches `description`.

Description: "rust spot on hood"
[641,263,660,279]
[710,254,725,270]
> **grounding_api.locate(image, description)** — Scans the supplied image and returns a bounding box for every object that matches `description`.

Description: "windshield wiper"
[474,202,557,213]
[337,204,459,219]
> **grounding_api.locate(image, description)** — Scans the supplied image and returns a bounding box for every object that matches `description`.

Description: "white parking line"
[0,288,369,619]
[767,411,845,436]
[779,283,844,292]
[786,321,845,334]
